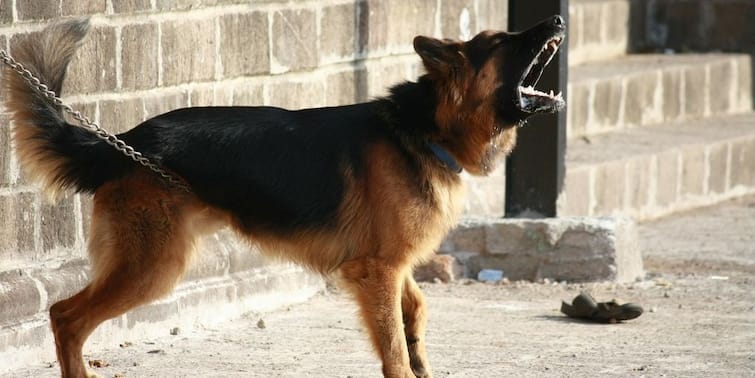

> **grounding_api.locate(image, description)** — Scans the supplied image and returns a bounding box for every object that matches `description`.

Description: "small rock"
[147,349,165,355]
[87,359,109,368]
[663,292,671,298]
[414,255,465,283]
[119,341,133,348]
[257,319,266,329]
[649,307,658,313]
[170,327,180,336]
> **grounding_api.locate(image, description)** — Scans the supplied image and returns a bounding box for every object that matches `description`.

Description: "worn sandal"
[561,292,643,323]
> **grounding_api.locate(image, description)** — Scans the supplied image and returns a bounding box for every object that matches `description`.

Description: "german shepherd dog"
[3,15,565,378]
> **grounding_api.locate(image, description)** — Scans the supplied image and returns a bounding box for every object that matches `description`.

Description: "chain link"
[1,49,191,192]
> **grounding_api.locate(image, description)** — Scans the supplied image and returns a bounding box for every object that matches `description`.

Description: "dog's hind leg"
[340,258,415,378]
[49,174,198,377]
[402,274,432,378]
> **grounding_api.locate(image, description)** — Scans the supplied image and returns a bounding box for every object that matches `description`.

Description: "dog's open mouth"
[517,36,564,113]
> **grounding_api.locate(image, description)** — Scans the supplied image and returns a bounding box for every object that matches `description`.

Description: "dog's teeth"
[549,90,554,96]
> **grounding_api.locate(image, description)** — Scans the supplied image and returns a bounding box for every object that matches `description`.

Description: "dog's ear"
[413,36,464,73]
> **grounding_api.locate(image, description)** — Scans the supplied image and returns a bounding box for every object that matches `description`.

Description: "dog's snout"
[552,15,564,26]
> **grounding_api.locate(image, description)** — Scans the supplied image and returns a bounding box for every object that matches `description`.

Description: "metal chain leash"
[0,49,191,192]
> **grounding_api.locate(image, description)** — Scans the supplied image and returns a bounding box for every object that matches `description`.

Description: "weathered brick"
[41,196,76,252]
[562,167,591,216]
[0,0,13,25]
[231,83,264,106]
[655,150,680,208]
[625,157,651,212]
[476,0,507,31]
[64,26,117,95]
[189,86,216,107]
[79,195,92,240]
[604,0,629,46]
[680,146,706,198]
[0,114,10,187]
[16,0,60,21]
[624,73,657,126]
[219,12,270,78]
[321,3,357,62]
[730,138,755,188]
[0,192,38,253]
[62,0,107,16]
[362,0,436,54]
[121,23,159,90]
[737,57,753,111]
[662,69,682,121]
[112,0,152,13]
[267,79,326,110]
[144,91,188,120]
[161,19,217,85]
[567,4,582,52]
[440,0,476,40]
[683,65,708,118]
[707,143,729,194]
[157,0,213,11]
[272,9,318,72]
[99,98,144,134]
[325,69,368,106]
[567,83,590,137]
[593,162,625,215]
[593,80,622,129]
[580,2,603,45]
[366,60,410,98]
[708,60,734,115]
[0,270,42,324]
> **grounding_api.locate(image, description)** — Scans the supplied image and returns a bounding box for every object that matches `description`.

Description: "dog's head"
[414,15,566,175]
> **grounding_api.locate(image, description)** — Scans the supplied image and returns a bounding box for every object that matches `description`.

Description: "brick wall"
[0,0,507,367]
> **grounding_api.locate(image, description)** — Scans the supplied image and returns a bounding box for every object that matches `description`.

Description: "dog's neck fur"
[379,76,463,174]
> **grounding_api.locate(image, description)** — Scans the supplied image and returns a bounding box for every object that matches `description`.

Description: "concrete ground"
[5,196,755,378]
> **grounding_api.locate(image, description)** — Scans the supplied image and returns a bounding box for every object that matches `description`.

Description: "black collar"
[427,142,462,173]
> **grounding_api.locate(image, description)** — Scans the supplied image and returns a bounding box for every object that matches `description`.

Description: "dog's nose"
[553,15,565,26]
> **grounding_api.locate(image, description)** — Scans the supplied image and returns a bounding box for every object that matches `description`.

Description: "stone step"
[568,0,632,66]
[567,53,753,140]
[559,112,755,220]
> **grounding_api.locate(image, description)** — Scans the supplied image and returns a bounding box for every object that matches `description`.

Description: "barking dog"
[3,15,565,378]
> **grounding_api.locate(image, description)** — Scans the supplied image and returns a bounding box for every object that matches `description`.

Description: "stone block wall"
[0,0,508,370]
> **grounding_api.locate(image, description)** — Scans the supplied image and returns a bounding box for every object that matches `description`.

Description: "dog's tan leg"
[340,258,414,378]
[50,177,196,377]
[402,273,432,378]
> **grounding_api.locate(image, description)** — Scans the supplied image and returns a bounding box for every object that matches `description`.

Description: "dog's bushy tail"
[3,19,129,197]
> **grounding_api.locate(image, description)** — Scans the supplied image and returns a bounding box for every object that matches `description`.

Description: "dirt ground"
[6,196,755,377]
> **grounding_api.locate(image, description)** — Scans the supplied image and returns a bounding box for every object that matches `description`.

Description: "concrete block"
[604,0,630,47]
[683,65,708,118]
[219,12,270,78]
[16,0,60,21]
[320,3,358,62]
[707,143,729,195]
[624,72,658,126]
[736,56,753,111]
[730,137,755,188]
[0,1,12,24]
[594,161,626,215]
[99,98,145,134]
[267,79,327,110]
[112,0,152,13]
[63,26,117,95]
[662,69,682,121]
[161,19,217,85]
[272,9,318,73]
[680,146,706,198]
[413,254,464,283]
[708,60,734,115]
[562,166,592,216]
[655,150,680,208]
[567,83,591,138]
[448,217,643,282]
[580,2,602,46]
[440,0,476,40]
[440,220,487,254]
[475,0,507,31]
[0,270,41,325]
[625,157,651,213]
[121,23,159,90]
[231,83,264,106]
[143,90,189,120]
[62,0,107,16]
[325,70,367,106]
[593,79,622,129]
[41,196,77,252]
[0,115,10,187]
